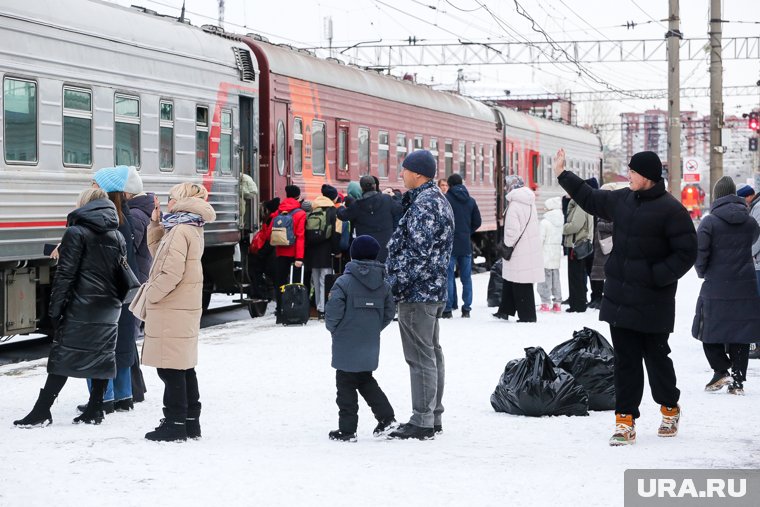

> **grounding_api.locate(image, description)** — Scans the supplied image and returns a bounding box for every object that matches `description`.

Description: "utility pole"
[709,0,723,196]
[666,0,681,196]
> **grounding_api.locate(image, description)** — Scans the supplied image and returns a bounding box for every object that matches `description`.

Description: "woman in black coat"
[14,189,125,427]
[692,176,760,394]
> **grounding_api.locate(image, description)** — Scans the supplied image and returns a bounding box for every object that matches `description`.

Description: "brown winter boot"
[658,405,680,437]
[609,413,636,446]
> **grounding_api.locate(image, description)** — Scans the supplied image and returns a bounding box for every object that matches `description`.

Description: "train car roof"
[494,106,601,149]
[249,41,495,123]
[0,0,257,67]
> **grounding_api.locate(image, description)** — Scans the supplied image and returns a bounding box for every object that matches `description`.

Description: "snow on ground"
[1,261,759,507]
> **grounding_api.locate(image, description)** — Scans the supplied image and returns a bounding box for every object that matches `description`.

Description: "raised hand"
[553,148,567,177]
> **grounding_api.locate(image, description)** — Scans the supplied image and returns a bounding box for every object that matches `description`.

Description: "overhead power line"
[470,85,758,103]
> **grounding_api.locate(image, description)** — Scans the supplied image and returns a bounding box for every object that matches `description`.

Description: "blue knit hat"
[402,150,437,178]
[93,166,130,192]
[350,235,381,260]
[737,184,755,198]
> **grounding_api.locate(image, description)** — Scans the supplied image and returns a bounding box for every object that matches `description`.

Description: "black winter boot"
[77,400,114,414]
[186,407,201,439]
[73,399,105,425]
[14,388,57,428]
[145,419,187,442]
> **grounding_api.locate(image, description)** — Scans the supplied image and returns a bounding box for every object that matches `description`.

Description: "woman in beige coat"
[142,182,216,442]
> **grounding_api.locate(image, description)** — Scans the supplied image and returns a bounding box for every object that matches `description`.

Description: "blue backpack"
[270,209,303,246]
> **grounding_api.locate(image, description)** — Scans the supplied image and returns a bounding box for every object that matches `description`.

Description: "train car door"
[336,120,350,181]
[528,149,539,191]
[496,140,506,225]
[239,96,258,227]
[273,100,290,199]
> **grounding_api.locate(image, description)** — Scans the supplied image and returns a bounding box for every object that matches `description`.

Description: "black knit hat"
[359,175,376,193]
[713,176,736,199]
[628,151,663,182]
[264,197,280,214]
[321,184,338,201]
[285,184,300,199]
[447,173,463,187]
[350,235,380,260]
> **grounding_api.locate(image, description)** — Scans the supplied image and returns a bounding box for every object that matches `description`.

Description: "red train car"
[248,40,501,250]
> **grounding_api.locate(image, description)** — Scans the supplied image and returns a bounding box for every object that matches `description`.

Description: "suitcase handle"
[289,263,304,284]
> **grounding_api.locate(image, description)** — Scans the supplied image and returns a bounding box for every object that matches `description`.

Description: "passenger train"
[0,0,601,339]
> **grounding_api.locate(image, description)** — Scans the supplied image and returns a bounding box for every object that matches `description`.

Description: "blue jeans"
[88,367,132,402]
[446,255,472,312]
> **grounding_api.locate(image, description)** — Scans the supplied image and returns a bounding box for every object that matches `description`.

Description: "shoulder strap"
[513,207,532,248]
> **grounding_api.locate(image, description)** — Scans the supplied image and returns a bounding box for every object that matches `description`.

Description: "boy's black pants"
[336,370,394,434]
[609,325,680,419]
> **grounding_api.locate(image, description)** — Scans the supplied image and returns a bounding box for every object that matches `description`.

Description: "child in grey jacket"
[324,235,396,442]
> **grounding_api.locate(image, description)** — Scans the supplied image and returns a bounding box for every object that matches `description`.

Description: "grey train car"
[0,0,260,338]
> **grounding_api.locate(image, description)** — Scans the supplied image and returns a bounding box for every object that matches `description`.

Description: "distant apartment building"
[620,110,756,182]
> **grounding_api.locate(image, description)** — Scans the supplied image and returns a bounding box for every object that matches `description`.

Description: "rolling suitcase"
[323,255,344,309]
[280,265,310,325]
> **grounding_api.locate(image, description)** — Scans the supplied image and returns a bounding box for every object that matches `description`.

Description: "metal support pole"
[666,0,681,196]
[709,0,723,196]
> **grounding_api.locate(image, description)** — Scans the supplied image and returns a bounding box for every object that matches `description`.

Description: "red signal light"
[750,112,760,131]
[687,188,693,194]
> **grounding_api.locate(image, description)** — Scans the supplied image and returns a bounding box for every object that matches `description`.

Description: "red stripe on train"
[0,221,67,228]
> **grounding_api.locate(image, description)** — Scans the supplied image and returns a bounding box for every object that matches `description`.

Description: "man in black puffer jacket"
[337,175,402,263]
[554,149,697,447]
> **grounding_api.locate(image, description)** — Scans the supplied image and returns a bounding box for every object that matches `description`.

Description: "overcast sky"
[110,0,760,130]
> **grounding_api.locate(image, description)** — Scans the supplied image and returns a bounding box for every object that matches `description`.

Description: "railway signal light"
[750,112,760,132]
[751,137,759,152]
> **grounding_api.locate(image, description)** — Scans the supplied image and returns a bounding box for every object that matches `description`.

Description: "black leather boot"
[73,399,105,425]
[14,388,57,427]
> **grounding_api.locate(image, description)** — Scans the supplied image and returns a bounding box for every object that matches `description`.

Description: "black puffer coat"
[558,172,697,333]
[692,195,760,344]
[337,190,402,262]
[47,199,125,379]
[127,193,154,283]
[115,200,137,369]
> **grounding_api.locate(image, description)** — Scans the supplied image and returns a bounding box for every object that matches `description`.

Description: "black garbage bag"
[490,347,589,417]
[549,327,615,411]
[487,259,503,307]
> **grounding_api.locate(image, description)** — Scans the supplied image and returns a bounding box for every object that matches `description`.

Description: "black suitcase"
[281,265,310,325]
[323,255,344,308]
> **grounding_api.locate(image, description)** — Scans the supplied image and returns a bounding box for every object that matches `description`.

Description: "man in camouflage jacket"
[386,150,454,440]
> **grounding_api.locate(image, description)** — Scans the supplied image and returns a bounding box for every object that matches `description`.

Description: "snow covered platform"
[1,266,758,506]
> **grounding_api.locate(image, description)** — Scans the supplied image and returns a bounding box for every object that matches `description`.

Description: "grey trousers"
[537,268,562,304]
[311,267,331,312]
[397,301,445,428]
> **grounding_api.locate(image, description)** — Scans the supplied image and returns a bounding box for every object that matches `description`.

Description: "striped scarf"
[161,212,205,230]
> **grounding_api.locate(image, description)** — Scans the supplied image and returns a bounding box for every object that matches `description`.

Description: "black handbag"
[499,207,532,261]
[116,255,141,304]
[573,238,594,260]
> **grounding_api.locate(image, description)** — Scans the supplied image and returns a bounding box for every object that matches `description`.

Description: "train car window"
[115,94,140,167]
[293,118,303,175]
[337,127,347,173]
[159,101,174,171]
[195,106,209,173]
[489,146,494,183]
[312,120,326,175]
[480,145,485,183]
[458,141,465,175]
[276,120,286,176]
[358,127,370,175]
[220,109,233,174]
[396,133,407,180]
[414,136,423,151]
[470,144,476,182]
[444,140,453,177]
[3,78,38,164]
[378,131,389,178]
[62,87,92,167]
[531,154,540,186]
